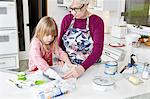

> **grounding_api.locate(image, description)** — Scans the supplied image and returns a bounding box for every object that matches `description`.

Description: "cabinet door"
[0,57,16,69]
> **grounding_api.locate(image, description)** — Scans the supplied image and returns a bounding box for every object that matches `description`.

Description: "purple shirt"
[59,14,104,70]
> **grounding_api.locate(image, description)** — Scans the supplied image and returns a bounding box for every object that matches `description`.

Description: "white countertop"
[0,64,150,99]
[0,71,36,99]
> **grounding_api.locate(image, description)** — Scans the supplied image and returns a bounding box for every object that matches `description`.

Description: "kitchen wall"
[48,0,67,33]
[47,0,125,34]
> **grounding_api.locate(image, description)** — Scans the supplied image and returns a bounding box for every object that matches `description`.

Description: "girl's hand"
[63,64,85,79]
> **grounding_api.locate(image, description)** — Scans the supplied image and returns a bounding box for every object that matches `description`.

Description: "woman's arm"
[81,16,104,70]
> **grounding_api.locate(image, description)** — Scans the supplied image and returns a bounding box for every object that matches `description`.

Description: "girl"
[28,16,72,79]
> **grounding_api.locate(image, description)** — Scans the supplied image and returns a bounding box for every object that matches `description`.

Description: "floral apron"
[62,17,93,65]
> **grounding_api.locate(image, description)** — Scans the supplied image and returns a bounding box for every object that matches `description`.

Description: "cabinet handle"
[26,23,30,26]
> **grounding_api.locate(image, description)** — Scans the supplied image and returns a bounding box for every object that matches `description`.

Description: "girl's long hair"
[33,16,58,52]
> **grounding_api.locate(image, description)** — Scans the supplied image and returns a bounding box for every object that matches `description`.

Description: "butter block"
[128,76,143,85]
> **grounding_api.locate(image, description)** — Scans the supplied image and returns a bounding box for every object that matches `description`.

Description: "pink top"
[29,37,64,71]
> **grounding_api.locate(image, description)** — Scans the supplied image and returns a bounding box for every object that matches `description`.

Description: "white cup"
[104,61,118,75]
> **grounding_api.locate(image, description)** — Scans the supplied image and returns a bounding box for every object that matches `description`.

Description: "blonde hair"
[33,16,58,52]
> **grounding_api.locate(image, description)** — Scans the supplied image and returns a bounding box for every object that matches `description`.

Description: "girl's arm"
[29,39,50,71]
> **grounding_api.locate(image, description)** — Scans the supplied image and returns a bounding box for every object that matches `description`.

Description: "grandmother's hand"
[63,64,85,79]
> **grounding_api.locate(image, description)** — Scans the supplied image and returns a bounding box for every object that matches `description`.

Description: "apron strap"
[69,17,75,28]
[86,17,89,30]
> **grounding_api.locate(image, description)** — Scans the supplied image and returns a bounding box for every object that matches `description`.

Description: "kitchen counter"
[62,64,150,99]
[0,63,150,99]
[0,71,35,99]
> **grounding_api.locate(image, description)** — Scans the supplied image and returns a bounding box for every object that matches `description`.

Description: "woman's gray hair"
[77,0,89,4]
[65,0,89,6]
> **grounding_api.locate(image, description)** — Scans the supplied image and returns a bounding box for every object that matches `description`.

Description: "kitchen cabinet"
[0,1,19,69]
[0,56,17,69]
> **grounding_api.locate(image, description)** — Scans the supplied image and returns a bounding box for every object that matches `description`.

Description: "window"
[124,0,150,27]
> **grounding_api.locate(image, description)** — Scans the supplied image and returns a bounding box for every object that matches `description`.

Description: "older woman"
[59,0,104,79]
